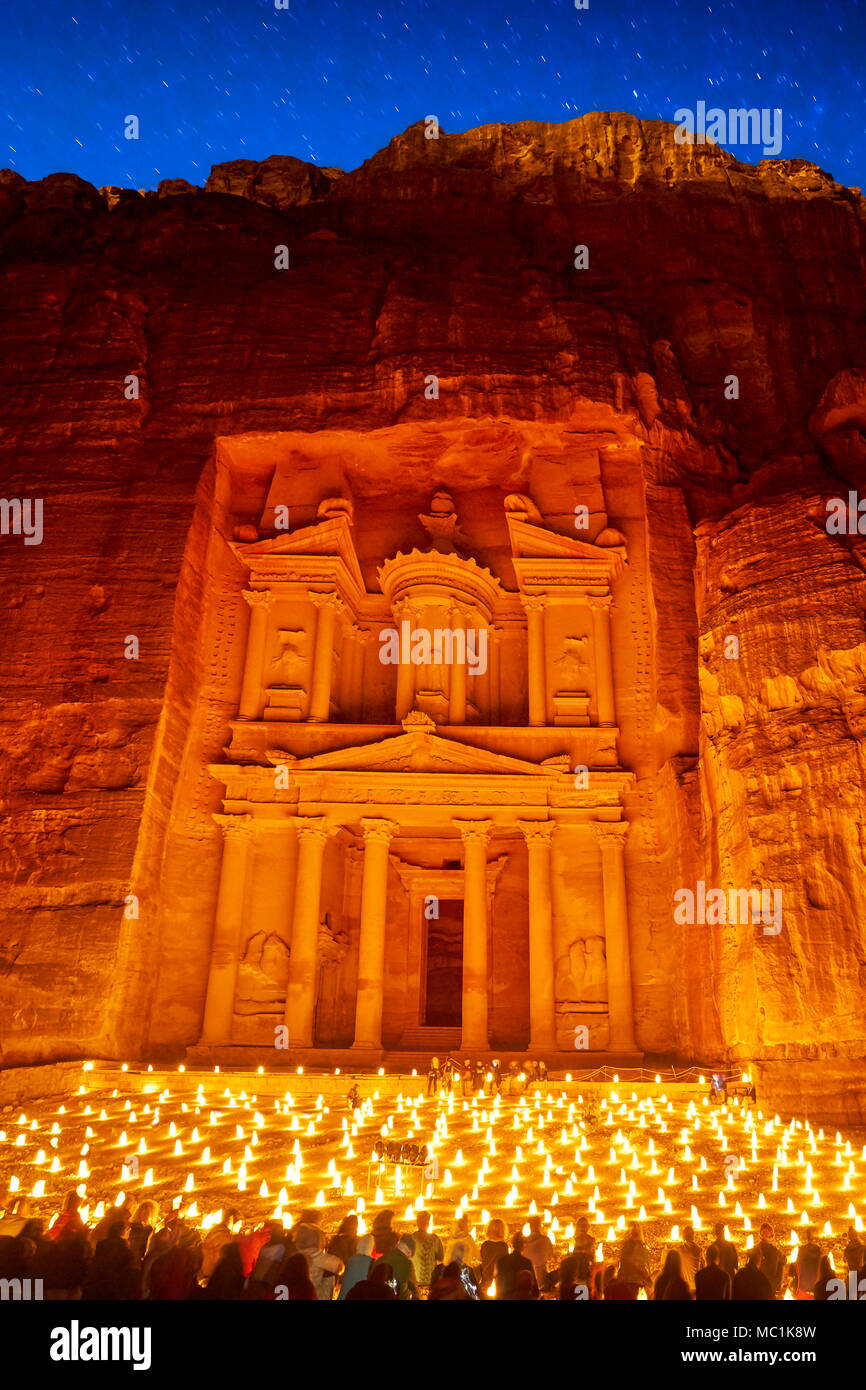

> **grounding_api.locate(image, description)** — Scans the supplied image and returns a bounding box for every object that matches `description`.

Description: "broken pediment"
[233,510,365,596]
[505,509,626,572]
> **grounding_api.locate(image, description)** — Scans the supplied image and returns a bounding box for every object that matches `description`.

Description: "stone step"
[396,1028,462,1050]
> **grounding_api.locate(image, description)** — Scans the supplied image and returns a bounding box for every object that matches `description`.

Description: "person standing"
[618,1222,651,1296]
[427,1057,440,1096]
[654,1249,693,1300]
[410,1211,444,1292]
[677,1224,704,1294]
[695,1245,732,1300]
[479,1218,508,1297]
[732,1250,774,1300]
[707,1222,738,1280]
[756,1223,784,1297]
[524,1215,555,1293]
[844,1227,864,1278]
[338,1234,374,1300]
[495,1233,537,1300]
[790,1229,823,1300]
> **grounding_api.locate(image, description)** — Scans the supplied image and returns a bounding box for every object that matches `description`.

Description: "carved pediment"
[281,728,552,776]
[506,512,625,571]
[233,513,365,595]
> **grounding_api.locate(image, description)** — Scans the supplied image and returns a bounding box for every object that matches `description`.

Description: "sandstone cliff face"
[0,111,864,1116]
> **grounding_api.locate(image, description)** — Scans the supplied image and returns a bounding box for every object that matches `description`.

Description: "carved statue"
[555,934,607,1003]
[419,491,467,554]
[270,629,306,681]
[554,635,590,688]
[235,931,290,1014]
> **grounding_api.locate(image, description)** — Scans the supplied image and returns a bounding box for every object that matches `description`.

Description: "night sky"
[2,0,863,190]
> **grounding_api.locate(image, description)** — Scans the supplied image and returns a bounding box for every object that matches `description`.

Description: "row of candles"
[1,1064,863,1263]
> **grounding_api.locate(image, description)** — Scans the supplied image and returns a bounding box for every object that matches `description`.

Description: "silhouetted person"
[707,1223,738,1280]
[345,1261,398,1301]
[654,1248,692,1300]
[694,1245,732,1300]
[732,1250,774,1301]
[678,1224,704,1293]
[790,1229,822,1299]
[49,1191,85,1243]
[813,1255,838,1301]
[844,1228,864,1276]
[756,1223,784,1297]
[495,1233,537,1300]
[559,1251,592,1300]
[205,1241,244,1300]
[275,1251,317,1301]
[83,1221,141,1300]
[33,1228,89,1300]
[618,1223,651,1295]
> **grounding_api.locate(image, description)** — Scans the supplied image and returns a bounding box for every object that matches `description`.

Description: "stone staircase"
[386,1027,461,1068]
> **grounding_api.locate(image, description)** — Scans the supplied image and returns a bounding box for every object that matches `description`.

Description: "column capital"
[293,815,333,843]
[518,819,555,847]
[456,819,493,846]
[242,588,274,610]
[213,812,254,840]
[359,817,399,845]
[520,594,547,613]
[309,589,345,613]
[592,819,628,850]
[586,593,613,610]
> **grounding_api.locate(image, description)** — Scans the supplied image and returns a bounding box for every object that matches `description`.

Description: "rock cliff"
[1,111,864,1117]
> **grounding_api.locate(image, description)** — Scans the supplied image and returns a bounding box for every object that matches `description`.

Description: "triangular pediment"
[506,513,621,567]
[282,729,549,776]
[234,514,365,593]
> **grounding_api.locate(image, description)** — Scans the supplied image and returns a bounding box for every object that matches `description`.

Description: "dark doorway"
[423,900,463,1026]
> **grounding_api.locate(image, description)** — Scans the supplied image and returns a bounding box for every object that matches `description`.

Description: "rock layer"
[0,112,865,1118]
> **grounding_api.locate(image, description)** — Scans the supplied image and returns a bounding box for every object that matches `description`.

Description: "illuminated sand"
[2,1068,864,1276]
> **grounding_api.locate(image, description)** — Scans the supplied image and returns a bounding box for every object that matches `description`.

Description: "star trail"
[1,0,864,193]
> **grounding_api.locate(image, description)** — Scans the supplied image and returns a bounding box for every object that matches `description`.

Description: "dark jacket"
[732,1264,774,1301]
[695,1264,732,1300]
[494,1251,536,1299]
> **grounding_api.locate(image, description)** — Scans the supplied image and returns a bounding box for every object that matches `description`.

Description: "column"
[592,821,637,1052]
[201,815,253,1043]
[522,596,547,726]
[341,625,366,722]
[283,817,331,1046]
[352,818,399,1049]
[448,606,468,724]
[490,625,503,724]
[238,590,273,720]
[394,600,416,720]
[589,594,616,727]
[457,820,492,1050]
[308,592,342,722]
[519,820,557,1051]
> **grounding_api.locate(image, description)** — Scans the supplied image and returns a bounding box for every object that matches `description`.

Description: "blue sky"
[2,0,863,189]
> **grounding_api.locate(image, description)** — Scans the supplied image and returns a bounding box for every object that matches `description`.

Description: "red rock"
[0,112,864,1119]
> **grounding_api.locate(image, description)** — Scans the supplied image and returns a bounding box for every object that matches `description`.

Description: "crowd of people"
[427,1056,549,1098]
[1,1191,860,1301]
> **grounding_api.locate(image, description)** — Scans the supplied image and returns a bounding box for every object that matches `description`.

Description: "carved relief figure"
[235,931,290,1014]
[270,629,307,683]
[555,934,607,1003]
[554,635,590,689]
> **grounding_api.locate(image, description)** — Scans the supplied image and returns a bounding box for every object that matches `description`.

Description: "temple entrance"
[423,900,463,1027]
